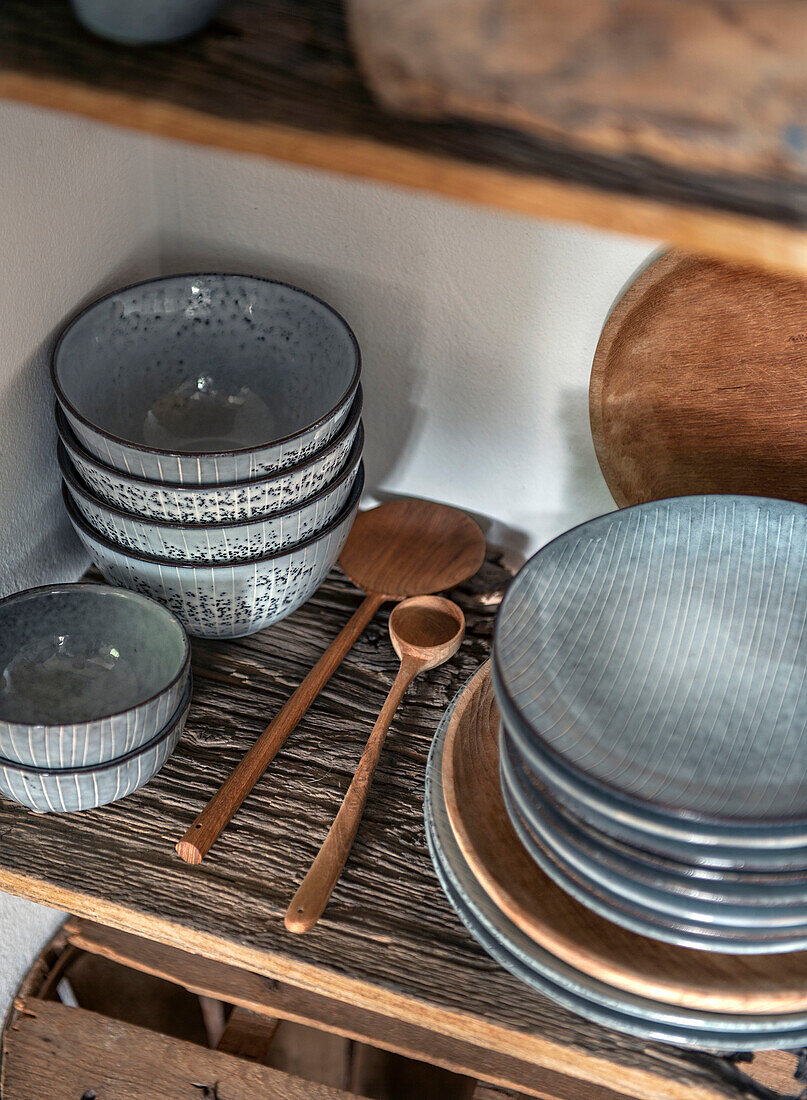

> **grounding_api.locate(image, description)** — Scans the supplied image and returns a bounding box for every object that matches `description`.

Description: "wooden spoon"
[285,595,465,933]
[177,500,484,864]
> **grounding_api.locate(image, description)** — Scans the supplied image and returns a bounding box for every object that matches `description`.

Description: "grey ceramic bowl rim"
[58,420,365,532]
[0,677,192,778]
[51,272,362,459]
[63,462,365,568]
[0,582,191,729]
[492,492,807,831]
[55,385,363,492]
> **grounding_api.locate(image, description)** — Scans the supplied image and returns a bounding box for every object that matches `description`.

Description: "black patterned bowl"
[0,583,190,769]
[56,390,362,524]
[62,467,364,638]
[52,274,361,484]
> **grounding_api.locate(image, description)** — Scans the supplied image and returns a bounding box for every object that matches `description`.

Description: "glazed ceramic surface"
[500,736,807,954]
[494,495,807,827]
[59,431,363,564]
[0,679,191,814]
[71,0,220,43]
[502,710,807,871]
[56,392,362,524]
[63,469,363,638]
[53,274,361,483]
[0,583,190,768]
[425,682,807,1048]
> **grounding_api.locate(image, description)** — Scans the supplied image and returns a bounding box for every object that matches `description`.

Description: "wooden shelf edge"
[0,866,727,1100]
[4,69,807,275]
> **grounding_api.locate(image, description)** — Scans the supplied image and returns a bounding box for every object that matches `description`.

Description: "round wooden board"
[590,250,807,508]
[441,662,807,1015]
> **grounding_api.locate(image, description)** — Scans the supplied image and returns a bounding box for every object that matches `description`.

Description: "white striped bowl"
[63,467,364,638]
[52,273,361,484]
[59,428,363,563]
[0,583,190,769]
[55,390,362,524]
[0,678,192,813]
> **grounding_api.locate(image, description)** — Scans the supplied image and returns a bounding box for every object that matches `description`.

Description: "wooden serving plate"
[589,251,807,507]
[441,662,807,1015]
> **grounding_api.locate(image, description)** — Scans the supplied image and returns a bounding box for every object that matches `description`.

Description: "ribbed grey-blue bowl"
[59,425,363,563]
[0,679,192,813]
[56,391,362,524]
[52,274,361,484]
[0,583,190,769]
[63,467,363,638]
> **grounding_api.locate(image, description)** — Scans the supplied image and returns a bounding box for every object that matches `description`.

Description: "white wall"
[0,103,658,1022]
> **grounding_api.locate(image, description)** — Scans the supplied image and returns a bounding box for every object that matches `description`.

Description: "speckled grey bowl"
[63,466,364,638]
[0,678,192,813]
[0,583,190,768]
[56,391,362,524]
[53,274,361,483]
[71,0,220,44]
[58,427,364,564]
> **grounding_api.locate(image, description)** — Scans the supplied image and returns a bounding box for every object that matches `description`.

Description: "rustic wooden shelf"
[0,555,799,1100]
[4,0,807,273]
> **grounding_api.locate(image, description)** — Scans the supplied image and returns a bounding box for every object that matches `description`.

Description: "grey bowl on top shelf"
[0,583,190,769]
[56,390,362,524]
[58,424,364,563]
[63,466,364,638]
[0,678,192,814]
[493,494,807,833]
[52,273,361,484]
[71,0,221,44]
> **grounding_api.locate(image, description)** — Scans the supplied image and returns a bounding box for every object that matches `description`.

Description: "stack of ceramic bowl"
[53,274,364,638]
[427,494,807,1048]
[0,584,191,813]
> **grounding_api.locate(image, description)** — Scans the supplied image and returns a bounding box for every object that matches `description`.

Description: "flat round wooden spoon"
[285,595,466,933]
[176,500,484,864]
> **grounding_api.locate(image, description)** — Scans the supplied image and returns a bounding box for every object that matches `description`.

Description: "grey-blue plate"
[425,681,807,1048]
[502,711,807,871]
[494,495,807,833]
[501,735,807,954]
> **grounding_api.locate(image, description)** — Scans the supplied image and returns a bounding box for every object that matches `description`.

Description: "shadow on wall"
[0,244,162,597]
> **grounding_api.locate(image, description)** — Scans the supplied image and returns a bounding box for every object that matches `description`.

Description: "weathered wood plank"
[1,997,364,1099]
[5,0,807,271]
[0,559,785,1100]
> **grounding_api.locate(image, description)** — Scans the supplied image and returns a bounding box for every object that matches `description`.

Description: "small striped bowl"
[0,678,192,813]
[55,389,362,524]
[59,427,363,563]
[63,466,364,638]
[0,583,190,769]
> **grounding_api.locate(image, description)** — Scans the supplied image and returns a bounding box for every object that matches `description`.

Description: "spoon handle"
[176,590,387,865]
[285,658,421,933]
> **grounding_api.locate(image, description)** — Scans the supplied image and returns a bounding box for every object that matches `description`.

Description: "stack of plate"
[51,274,364,638]
[426,494,807,1047]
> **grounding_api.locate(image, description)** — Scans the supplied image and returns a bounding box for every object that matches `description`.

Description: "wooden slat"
[63,919,637,1100]
[4,0,807,272]
[1,997,364,1100]
[217,1006,280,1061]
[0,559,777,1100]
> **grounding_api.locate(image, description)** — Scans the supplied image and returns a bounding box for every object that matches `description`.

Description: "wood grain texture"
[0,559,788,1100]
[63,917,640,1100]
[348,0,807,182]
[1,997,365,1100]
[6,1,807,272]
[590,250,807,508]
[443,664,807,1016]
[177,501,483,865]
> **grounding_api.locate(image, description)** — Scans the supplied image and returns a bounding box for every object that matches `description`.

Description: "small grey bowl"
[58,426,364,564]
[0,583,190,769]
[0,679,192,814]
[63,466,364,638]
[71,0,220,44]
[52,273,361,483]
[56,390,362,524]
